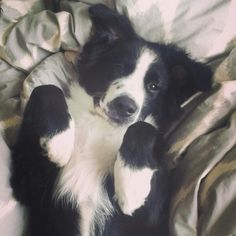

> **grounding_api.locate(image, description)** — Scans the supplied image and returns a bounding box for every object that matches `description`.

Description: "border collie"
[10,4,212,236]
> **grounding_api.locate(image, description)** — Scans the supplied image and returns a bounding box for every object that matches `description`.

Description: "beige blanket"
[0,1,236,235]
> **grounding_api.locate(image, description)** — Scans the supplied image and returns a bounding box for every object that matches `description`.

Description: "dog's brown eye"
[147,82,159,92]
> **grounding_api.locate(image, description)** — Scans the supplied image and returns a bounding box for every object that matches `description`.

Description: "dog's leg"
[25,85,75,167]
[114,122,158,216]
[39,121,74,167]
[113,122,170,235]
[11,85,78,236]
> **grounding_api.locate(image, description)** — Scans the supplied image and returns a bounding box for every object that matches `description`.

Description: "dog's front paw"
[40,119,75,167]
[114,155,155,216]
[114,122,158,215]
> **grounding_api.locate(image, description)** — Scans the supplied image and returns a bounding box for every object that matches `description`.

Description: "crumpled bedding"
[0,1,236,236]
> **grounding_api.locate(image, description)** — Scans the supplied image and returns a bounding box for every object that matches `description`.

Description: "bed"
[0,0,236,235]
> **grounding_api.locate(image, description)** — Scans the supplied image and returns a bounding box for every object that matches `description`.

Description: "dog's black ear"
[161,45,212,104]
[88,4,136,43]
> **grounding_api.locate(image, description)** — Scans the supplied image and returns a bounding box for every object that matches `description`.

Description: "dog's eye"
[147,82,159,92]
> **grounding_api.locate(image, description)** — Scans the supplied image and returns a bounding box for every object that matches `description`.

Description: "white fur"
[40,119,75,167]
[55,84,129,236]
[144,114,158,129]
[114,154,155,216]
[79,201,94,236]
[100,48,157,119]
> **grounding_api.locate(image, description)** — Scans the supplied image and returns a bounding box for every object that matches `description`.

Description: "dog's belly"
[56,110,126,236]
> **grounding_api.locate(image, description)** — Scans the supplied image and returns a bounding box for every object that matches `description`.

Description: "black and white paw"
[40,119,75,167]
[24,85,75,167]
[114,154,155,216]
[114,121,159,215]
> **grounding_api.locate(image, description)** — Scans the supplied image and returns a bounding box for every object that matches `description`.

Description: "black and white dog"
[11,4,212,236]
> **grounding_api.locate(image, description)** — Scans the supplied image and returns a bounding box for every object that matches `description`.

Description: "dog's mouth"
[93,96,101,107]
[93,96,138,125]
[105,110,132,125]
[92,96,111,122]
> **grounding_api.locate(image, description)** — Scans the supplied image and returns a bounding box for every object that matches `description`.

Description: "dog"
[10,4,212,236]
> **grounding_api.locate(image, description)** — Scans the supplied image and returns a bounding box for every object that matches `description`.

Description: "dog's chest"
[57,94,127,235]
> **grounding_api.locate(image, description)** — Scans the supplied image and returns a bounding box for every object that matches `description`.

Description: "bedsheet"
[0,1,236,235]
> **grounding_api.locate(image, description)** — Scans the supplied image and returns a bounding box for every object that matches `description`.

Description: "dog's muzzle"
[107,96,138,124]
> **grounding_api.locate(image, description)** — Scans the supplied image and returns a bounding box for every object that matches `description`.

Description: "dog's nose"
[110,96,138,118]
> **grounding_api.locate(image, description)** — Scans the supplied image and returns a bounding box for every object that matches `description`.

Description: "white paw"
[40,120,75,167]
[114,154,155,216]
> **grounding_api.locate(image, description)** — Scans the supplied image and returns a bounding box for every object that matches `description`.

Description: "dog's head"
[77,4,212,129]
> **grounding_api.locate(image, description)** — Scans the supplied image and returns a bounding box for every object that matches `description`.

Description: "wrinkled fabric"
[0,1,236,236]
[169,111,236,236]
[116,0,236,60]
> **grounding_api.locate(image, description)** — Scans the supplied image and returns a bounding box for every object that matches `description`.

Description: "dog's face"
[77,4,212,129]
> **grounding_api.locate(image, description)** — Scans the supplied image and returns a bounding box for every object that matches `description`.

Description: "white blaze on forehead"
[124,47,157,88]
[101,48,157,112]
[114,154,155,216]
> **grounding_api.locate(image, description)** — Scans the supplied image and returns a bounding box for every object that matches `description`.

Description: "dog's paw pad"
[40,119,75,167]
